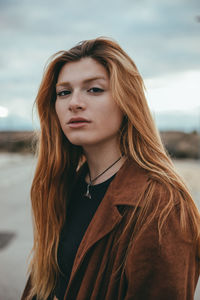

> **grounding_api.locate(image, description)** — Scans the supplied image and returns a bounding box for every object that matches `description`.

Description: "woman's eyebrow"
[56,76,106,88]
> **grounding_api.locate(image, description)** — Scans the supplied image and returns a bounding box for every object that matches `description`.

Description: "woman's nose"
[68,91,86,111]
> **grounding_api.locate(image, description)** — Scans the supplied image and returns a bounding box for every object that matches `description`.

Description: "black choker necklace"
[84,155,123,199]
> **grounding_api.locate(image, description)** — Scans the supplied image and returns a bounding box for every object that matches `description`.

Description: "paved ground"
[0,154,200,299]
[0,154,34,300]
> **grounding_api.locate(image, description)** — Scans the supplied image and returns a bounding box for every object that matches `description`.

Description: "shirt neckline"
[83,173,117,189]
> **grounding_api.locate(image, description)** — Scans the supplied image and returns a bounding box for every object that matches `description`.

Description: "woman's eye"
[88,87,104,93]
[57,90,71,97]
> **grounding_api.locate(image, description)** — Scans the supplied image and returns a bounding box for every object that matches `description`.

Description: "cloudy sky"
[0,0,199,131]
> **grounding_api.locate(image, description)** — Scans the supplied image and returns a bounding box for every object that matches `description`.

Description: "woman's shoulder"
[146,177,198,241]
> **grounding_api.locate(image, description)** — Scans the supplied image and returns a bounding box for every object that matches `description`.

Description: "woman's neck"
[83,141,126,185]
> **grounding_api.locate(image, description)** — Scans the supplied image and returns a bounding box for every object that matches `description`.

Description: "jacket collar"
[107,157,150,207]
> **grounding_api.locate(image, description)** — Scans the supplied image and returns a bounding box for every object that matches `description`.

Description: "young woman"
[22,37,200,300]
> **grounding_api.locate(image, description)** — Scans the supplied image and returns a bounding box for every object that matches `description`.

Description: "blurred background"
[0,0,199,299]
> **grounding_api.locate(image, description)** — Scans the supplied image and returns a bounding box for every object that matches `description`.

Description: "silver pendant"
[85,183,92,199]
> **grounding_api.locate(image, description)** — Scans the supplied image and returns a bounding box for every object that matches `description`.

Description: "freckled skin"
[55,57,123,149]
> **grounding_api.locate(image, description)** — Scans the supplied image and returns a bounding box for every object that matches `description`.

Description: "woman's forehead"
[57,57,109,86]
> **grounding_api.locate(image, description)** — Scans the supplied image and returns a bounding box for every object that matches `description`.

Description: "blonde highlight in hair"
[27,37,200,299]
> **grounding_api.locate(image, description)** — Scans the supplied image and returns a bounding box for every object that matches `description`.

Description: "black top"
[51,173,116,300]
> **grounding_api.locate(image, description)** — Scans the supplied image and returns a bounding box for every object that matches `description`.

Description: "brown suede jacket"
[21,159,199,300]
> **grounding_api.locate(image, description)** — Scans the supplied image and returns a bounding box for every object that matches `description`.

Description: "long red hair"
[27,37,200,299]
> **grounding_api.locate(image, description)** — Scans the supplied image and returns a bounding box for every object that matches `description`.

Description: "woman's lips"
[68,119,90,128]
[68,120,90,128]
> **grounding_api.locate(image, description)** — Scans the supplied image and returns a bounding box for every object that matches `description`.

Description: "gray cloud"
[0,0,199,129]
[1,0,199,76]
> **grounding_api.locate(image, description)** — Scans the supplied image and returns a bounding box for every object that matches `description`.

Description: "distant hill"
[0,131,199,159]
[161,131,200,159]
[0,131,35,153]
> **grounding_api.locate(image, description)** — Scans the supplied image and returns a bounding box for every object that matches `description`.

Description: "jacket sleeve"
[124,204,199,300]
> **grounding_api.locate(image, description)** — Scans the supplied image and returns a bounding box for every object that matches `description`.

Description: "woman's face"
[55,57,123,149]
